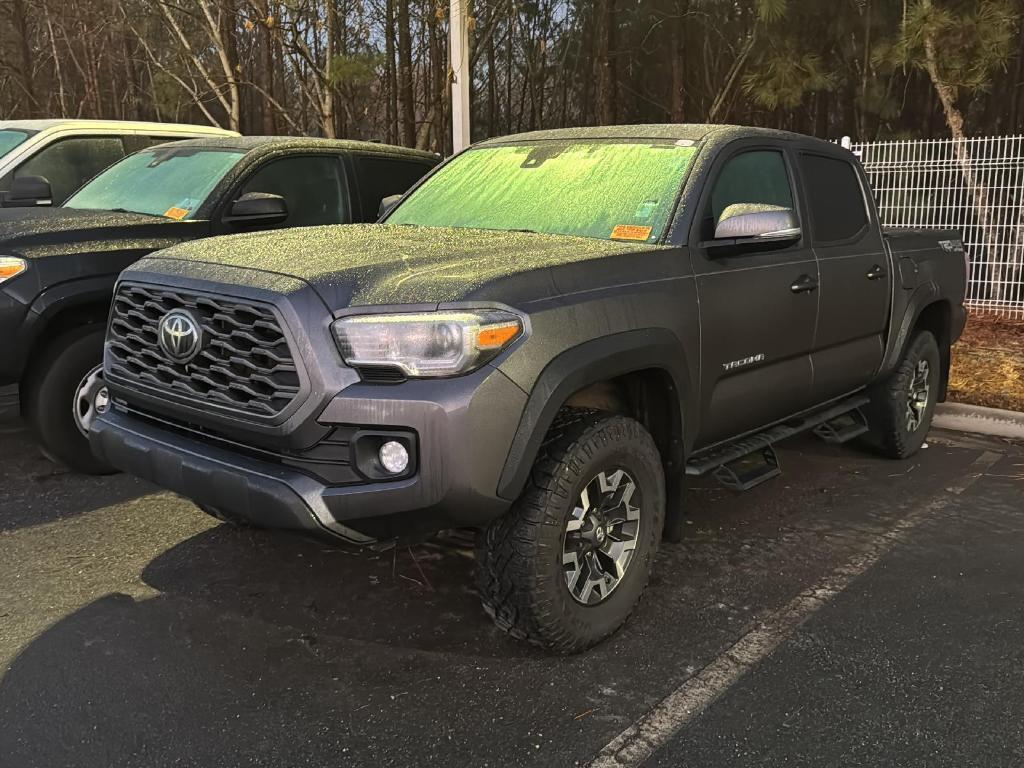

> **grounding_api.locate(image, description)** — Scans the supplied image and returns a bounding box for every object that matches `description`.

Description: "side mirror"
[713,204,800,244]
[378,194,403,219]
[1,175,53,208]
[224,192,288,228]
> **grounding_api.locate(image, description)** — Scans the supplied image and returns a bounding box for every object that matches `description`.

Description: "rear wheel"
[476,408,665,653]
[862,330,941,459]
[23,327,117,475]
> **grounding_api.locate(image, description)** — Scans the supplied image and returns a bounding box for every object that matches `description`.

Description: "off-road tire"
[862,330,941,459]
[476,408,665,653]
[22,326,117,475]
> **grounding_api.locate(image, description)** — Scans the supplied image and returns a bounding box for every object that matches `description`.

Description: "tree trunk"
[385,0,398,143]
[669,0,687,122]
[595,0,617,125]
[11,0,38,117]
[486,25,498,136]
[397,0,416,147]
[920,0,1001,300]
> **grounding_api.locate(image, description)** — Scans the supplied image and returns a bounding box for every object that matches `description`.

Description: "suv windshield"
[64,146,246,219]
[387,140,698,242]
[0,130,31,159]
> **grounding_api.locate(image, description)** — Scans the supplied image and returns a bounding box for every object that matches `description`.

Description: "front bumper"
[90,366,527,543]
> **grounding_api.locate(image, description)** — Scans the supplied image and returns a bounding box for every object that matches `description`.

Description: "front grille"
[107,283,301,418]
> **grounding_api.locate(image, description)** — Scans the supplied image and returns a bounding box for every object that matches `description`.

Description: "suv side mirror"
[1,175,53,208]
[224,192,288,228]
[378,194,403,219]
[713,204,800,244]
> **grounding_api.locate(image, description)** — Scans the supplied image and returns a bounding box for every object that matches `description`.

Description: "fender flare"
[15,275,118,371]
[496,328,692,500]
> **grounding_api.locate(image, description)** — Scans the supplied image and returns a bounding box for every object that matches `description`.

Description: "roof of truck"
[477,123,823,148]
[153,135,440,162]
[0,119,238,136]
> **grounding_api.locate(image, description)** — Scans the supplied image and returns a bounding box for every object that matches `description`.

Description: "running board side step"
[712,445,781,491]
[812,408,869,444]
[686,395,871,490]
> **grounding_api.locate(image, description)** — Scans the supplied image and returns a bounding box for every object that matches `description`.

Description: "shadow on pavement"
[0,431,1004,767]
[0,526,548,768]
[0,424,154,531]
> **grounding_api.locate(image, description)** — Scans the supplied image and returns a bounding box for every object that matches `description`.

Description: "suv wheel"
[862,330,941,459]
[476,408,665,653]
[23,327,117,475]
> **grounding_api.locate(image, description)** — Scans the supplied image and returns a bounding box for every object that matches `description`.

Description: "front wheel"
[476,409,665,653]
[23,327,117,475]
[862,330,941,459]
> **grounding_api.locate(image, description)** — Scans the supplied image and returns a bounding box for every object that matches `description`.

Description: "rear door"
[346,153,438,221]
[690,143,820,448]
[796,151,890,402]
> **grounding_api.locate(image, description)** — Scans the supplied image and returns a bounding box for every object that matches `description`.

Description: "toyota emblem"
[157,309,203,364]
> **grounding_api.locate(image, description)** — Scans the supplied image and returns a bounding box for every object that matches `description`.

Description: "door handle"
[866,264,887,280]
[790,274,818,294]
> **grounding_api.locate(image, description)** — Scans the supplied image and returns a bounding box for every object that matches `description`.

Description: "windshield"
[0,130,31,159]
[388,140,698,242]
[64,146,246,219]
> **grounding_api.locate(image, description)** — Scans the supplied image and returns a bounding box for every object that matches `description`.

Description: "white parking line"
[589,450,1003,767]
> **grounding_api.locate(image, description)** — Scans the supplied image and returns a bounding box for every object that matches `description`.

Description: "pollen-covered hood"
[0,207,198,259]
[132,223,668,308]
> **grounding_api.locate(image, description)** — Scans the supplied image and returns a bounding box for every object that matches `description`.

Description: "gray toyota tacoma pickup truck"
[90,125,967,652]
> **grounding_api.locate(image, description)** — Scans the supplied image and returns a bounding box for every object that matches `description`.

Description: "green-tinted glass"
[389,140,698,242]
[64,147,246,219]
[0,130,30,159]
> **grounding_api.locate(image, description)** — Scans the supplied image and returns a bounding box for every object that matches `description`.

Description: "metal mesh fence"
[845,136,1024,319]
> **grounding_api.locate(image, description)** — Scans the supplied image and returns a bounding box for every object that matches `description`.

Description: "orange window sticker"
[164,207,190,221]
[611,224,653,241]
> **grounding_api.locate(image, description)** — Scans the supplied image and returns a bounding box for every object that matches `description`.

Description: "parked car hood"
[134,223,668,307]
[0,207,199,259]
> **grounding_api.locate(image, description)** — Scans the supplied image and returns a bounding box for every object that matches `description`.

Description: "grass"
[948,313,1024,413]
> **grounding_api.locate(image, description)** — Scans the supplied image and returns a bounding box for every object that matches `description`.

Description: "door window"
[8,136,125,204]
[240,155,348,227]
[352,154,435,221]
[798,154,868,243]
[708,150,794,229]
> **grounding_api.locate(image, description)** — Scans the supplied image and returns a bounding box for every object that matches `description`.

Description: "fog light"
[379,440,410,474]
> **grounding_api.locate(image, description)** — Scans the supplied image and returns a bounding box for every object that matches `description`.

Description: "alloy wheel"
[73,364,109,438]
[906,359,931,433]
[561,469,641,605]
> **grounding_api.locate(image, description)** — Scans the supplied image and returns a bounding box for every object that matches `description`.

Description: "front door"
[690,146,820,448]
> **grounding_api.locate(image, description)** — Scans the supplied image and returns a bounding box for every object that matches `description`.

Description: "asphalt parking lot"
[1,421,1022,767]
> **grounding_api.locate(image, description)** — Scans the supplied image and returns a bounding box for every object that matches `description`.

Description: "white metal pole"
[450,0,471,153]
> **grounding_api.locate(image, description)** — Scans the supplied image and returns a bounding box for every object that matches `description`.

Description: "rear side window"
[10,136,125,204]
[352,155,435,221]
[709,150,794,225]
[799,154,868,243]
[241,155,348,227]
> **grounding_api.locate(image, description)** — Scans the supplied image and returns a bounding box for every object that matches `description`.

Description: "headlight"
[0,257,26,284]
[332,310,523,378]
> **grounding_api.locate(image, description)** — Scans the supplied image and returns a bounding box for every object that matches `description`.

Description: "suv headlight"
[332,310,523,378]
[0,257,27,284]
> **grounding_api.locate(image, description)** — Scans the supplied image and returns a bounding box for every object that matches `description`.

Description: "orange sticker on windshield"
[164,207,189,220]
[611,224,653,241]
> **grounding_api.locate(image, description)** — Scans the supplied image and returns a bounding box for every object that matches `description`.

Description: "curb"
[934,402,1024,440]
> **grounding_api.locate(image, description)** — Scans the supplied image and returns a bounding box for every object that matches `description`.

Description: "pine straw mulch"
[948,313,1024,413]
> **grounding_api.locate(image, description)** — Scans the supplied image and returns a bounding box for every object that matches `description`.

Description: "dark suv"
[90,125,967,652]
[0,137,438,473]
